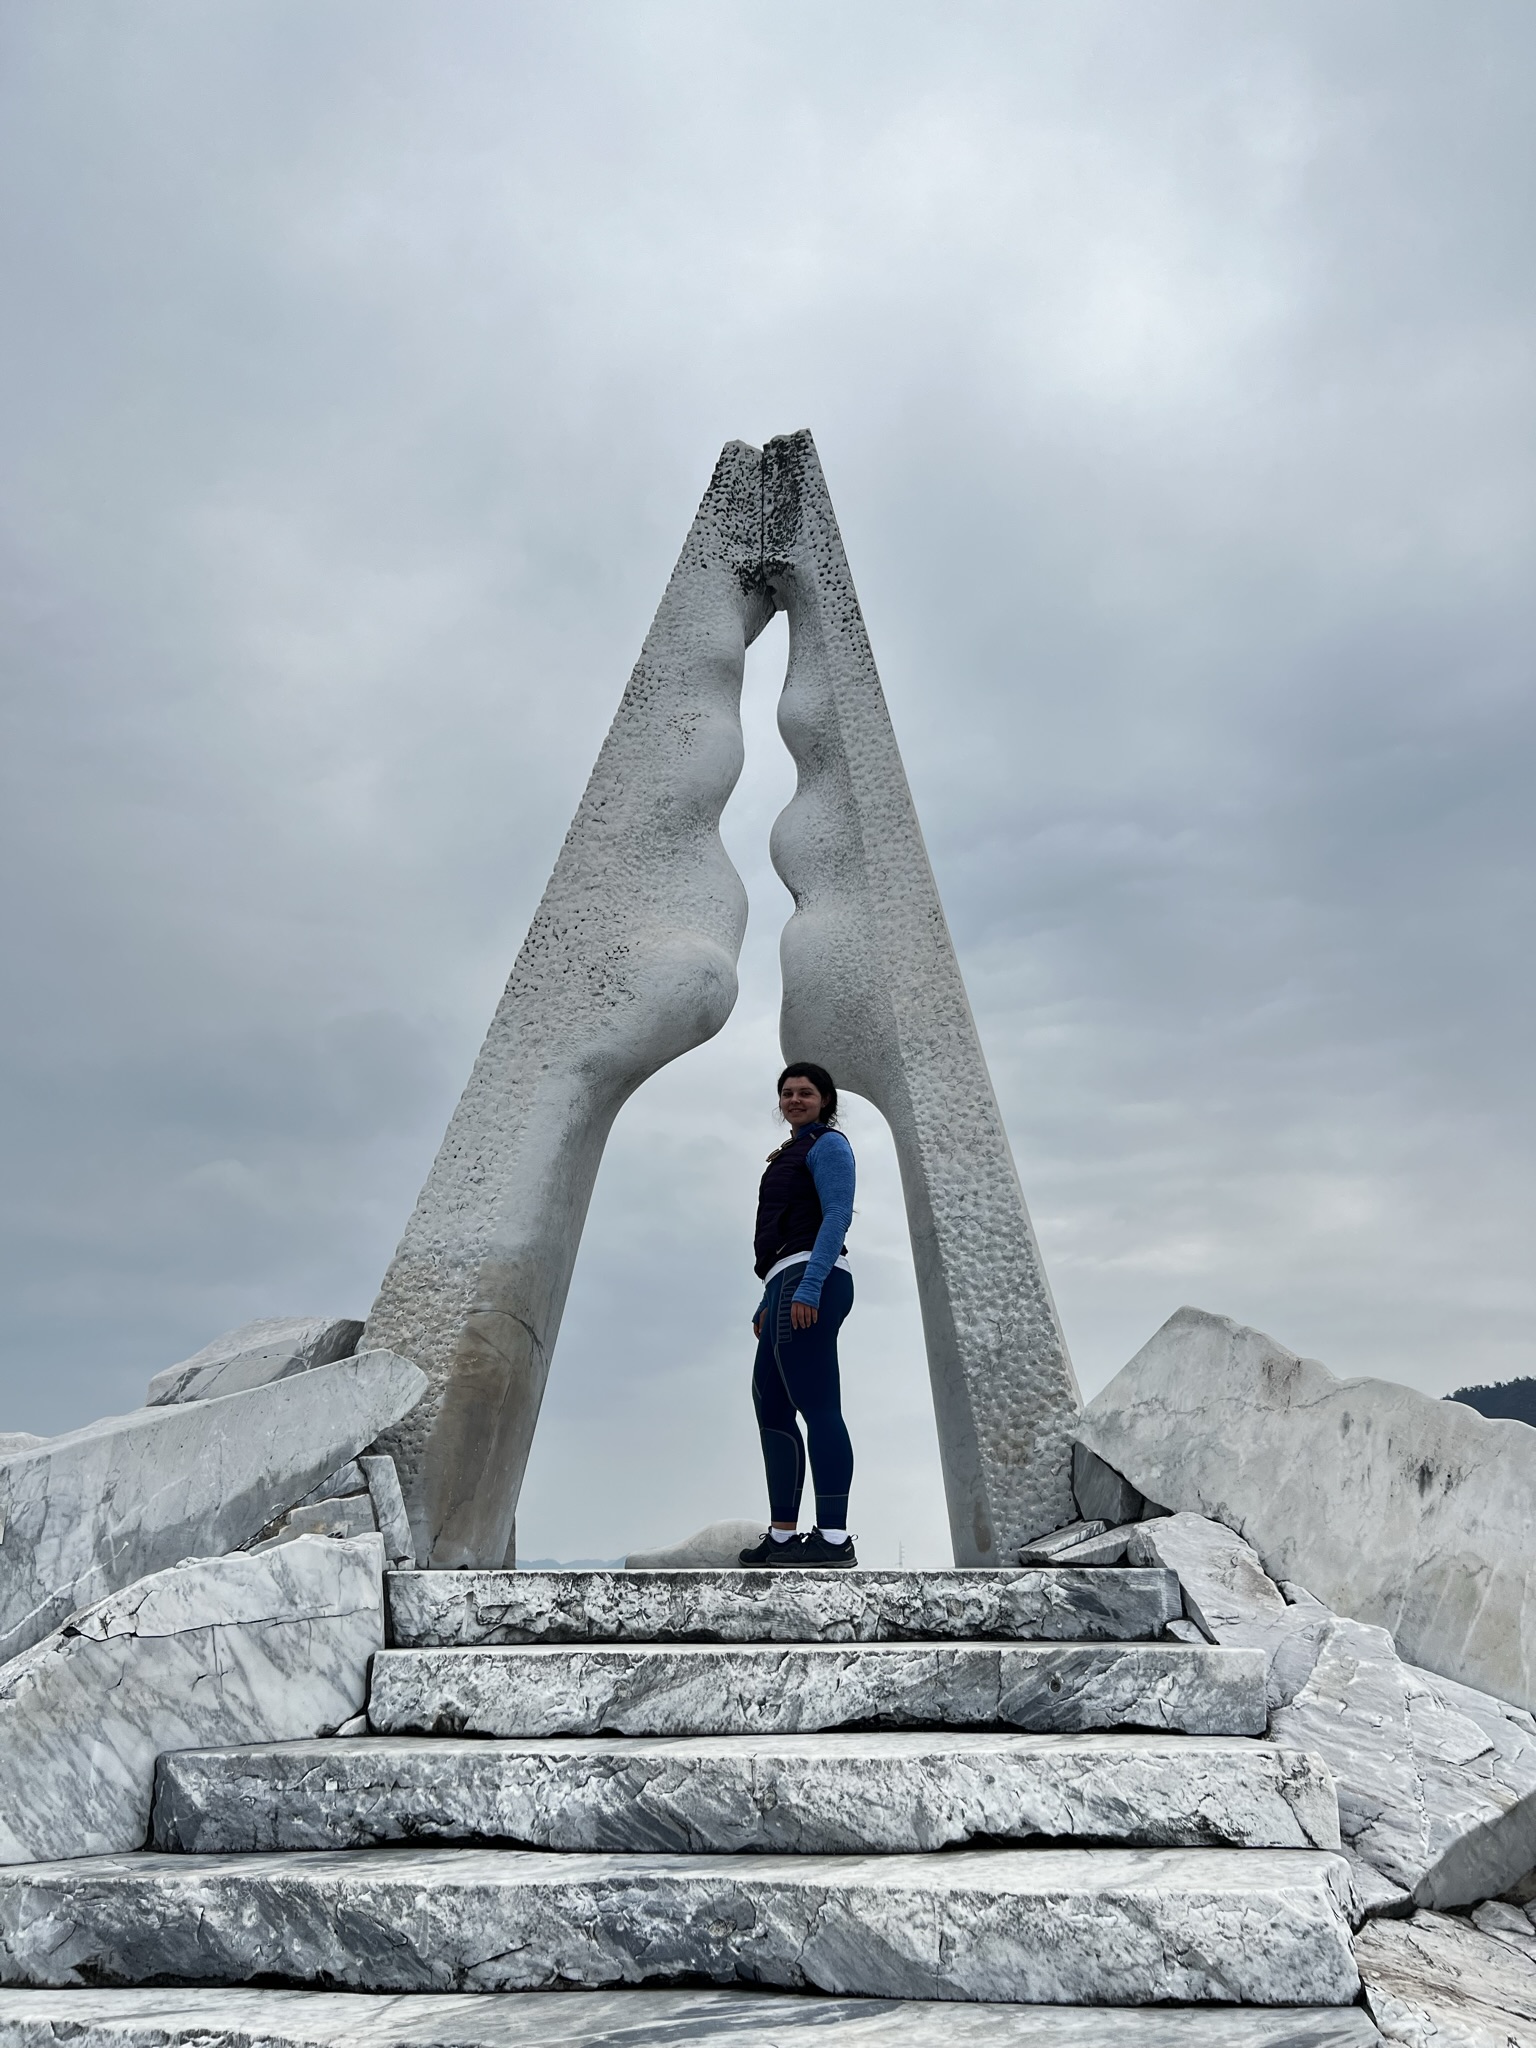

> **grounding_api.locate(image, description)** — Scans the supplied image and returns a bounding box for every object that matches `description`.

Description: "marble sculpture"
[366,430,1078,1570]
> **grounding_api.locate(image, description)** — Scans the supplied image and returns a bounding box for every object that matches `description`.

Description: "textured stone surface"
[1272,1616,1536,1910]
[0,1351,424,1664]
[624,1521,765,1569]
[1356,1909,1536,2046]
[0,1845,1360,2003]
[362,443,776,1571]
[1079,1307,1536,1711]
[0,1988,1387,2047]
[146,1317,364,1406]
[153,1729,1340,1857]
[765,431,1079,1563]
[385,1565,1182,1646]
[0,1536,382,1864]
[1129,1514,1331,1709]
[368,1641,1267,1738]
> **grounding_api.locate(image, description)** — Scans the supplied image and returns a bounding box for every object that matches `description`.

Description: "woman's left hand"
[790,1299,819,1330]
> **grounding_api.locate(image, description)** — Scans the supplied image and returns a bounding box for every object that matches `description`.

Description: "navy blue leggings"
[752,1265,855,1528]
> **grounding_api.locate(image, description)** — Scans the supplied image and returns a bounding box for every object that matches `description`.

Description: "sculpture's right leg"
[363,442,774,1567]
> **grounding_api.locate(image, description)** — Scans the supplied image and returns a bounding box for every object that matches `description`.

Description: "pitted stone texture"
[146,1318,364,1407]
[0,1352,424,1664]
[765,430,1079,1564]
[152,1729,1340,1857]
[1129,1515,1331,1709]
[362,443,775,1572]
[0,1537,381,1864]
[1079,1306,1536,1713]
[1272,1617,1536,1910]
[368,1642,1267,1738]
[385,1566,1181,1647]
[1356,1909,1536,2046]
[0,1846,1360,2004]
[0,1988,1388,2047]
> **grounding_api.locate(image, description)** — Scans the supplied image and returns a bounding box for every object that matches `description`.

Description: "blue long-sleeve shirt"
[755,1130,855,1316]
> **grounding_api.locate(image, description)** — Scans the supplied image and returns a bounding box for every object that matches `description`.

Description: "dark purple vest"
[754,1123,835,1280]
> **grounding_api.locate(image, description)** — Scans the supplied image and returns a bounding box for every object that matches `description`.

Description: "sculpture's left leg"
[364,442,774,1567]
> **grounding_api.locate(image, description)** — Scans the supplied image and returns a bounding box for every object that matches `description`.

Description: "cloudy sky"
[2,3,1532,1566]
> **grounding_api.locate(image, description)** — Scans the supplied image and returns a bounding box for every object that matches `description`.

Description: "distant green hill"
[1447,1378,1536,1427]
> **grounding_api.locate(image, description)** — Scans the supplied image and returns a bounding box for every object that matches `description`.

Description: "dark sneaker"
[798,1528,858,1568]
[738,1531,804,1567]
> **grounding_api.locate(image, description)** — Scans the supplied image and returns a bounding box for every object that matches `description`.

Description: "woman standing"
[740,1063,858,1568]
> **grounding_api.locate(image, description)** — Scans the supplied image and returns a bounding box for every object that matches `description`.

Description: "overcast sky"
[1,3,1532,1566]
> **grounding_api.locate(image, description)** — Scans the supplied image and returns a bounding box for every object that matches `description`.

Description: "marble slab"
[385,1567,1181,1647]
[368,1641,1268,1739]
[0,1987,1386,2047]
[0,1846,1360,2004]
[0,1537,383,1864]
[146,1318,363,1407]
[152,1729,1340,1856]
[0,1351,424,1664]
[1356,1907,1536,2045]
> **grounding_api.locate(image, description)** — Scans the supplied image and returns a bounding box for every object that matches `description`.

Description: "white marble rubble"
[0,1988,1387,2047]
[151,1730,1340,1857]
[362,443,777,1572]
[766,430,1080,1561]
[1016,1520,1106,1563]
[1047,1523,1139,1567]
[0,1350,423,1664]
[1355,1908,1536,2046]
[146,1317,363,1406]
[0,1535,382,1864]
[1272,1615,1536,1911]
[359,1456,414,1567]
[1129,1514,1332,1708]
[384,1565,1181,1647]
[367,1641,1267,1739]
[0,1845,1361,2004]
[1078,1306,1536,1712]
[624,1520,765,1569]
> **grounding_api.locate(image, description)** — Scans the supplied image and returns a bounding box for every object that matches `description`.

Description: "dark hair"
[777,1062,839,1127]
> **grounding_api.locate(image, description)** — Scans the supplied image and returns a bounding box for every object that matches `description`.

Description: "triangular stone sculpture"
[365,431,1079,1569]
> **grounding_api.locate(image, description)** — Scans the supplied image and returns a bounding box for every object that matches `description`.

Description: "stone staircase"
[0,1564,1383,2045]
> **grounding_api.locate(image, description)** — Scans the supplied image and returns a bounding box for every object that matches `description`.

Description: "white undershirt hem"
[763,1250,853,1284]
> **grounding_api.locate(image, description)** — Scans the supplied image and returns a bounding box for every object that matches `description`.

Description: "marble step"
[0,1987,1387,2047]
[152,1730,1341,1857]
[386,1567,1181,1647]
[0,1846,1361,2005]
[368,1641,1267,1739]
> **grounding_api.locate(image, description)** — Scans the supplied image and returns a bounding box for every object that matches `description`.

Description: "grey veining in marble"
[152,1729,1340,1856]
[1356,1908,1536,2046]
[0,1987,1386,2048]
[1079,1305,1536,1713]
[0,1846,1360,2004]
[0,1351,423,1664]
[368,1641,1268,1738]
[385,1566,1181,1647]
[0,1537,382,1864]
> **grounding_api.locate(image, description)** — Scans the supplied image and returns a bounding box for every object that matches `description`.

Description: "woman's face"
[779,1074,827,1128]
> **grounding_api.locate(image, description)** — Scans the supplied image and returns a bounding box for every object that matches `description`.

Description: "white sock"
[819,1528,849,1545]
[770,1527,798,1543]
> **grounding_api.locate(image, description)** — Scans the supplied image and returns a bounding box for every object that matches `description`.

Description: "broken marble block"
[360,1457,414,1568]
[1128,1514,1331,1708]
[1356,1908,1536,2046]
[1078,1305,1536,1713]
[147,1316,365,1406]
[1072,1442,1144,1525]
[1271,1614,1536,1910]
[0,1534,382,1863]
[625,1521,765,1569]
[0,1349,426,1664]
